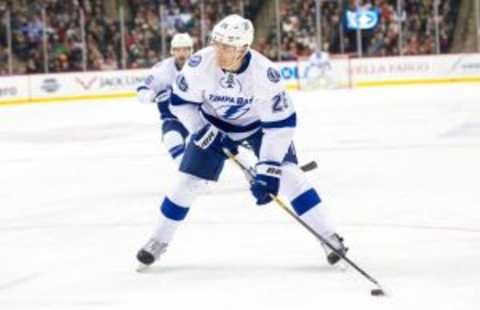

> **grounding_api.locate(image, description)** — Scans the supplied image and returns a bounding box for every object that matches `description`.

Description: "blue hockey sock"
[291,188,321,216]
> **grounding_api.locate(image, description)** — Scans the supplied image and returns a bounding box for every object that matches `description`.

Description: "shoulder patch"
[176,74,189,92]
[188,55,202,68]
[144,74,154,86]
[267,67,281,83]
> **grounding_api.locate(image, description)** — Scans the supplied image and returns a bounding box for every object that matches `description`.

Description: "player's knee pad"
[167,172,208,208]
[162,119,189,140]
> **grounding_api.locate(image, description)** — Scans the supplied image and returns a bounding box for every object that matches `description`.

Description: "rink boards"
[1,53,480,106]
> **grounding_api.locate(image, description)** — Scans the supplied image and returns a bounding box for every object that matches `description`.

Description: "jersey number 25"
[272,92,289,113]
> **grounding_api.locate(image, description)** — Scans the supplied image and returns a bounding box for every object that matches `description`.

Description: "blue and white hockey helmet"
[211,15,254,48]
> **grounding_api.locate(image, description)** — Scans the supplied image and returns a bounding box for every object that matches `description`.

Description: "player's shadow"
[143,263,335,275]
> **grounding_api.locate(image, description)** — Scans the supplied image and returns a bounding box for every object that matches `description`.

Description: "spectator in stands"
[0,0,460,76]
[259,0,457,60]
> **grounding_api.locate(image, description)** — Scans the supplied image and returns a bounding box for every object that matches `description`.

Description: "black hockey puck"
[300,161,318,172]
[370,289,385,296]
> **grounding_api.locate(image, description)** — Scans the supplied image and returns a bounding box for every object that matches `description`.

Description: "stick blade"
[370,286,390,297]
[300,161,318,172]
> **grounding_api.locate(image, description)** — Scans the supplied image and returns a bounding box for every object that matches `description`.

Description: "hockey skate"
[321,233,348,266]
[136,238,168,272]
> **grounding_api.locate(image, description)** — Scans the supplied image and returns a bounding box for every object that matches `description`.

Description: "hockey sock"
[152,197,189,243]
[290,189,335,237]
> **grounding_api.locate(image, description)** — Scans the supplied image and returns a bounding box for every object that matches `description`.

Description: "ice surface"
[1,85,479,309]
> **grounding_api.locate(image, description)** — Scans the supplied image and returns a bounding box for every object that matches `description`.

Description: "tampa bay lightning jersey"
[171,46,297,163]
[309,51,331,68]
[137,57,182,119]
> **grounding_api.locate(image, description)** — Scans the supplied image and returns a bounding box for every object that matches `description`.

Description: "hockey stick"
[224,149,387,297]
[239,142,318,173]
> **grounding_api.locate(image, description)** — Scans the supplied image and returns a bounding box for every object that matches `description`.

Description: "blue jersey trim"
[291,188,321,216]
[257,161,281,167]
[222,51,251,75]
[160,197,190,221]
[153,88,170,101]
[168,144,185,159]
[157,99,169,105]
[171,93,202,106]
[236,51,251,74]
[262,113,297,129]
[136,85,149,92]
[162,119,189,138]
[201,110,261,133]
[157,99,175,119]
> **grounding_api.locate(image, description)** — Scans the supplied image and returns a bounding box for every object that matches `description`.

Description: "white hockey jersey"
[137,57,182,119]
[171,46,296,163]
[308,51,331,69]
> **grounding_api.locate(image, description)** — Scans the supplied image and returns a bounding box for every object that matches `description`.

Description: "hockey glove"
[193,124,238,158]
[250,161,282,205]
[137,88,155,104]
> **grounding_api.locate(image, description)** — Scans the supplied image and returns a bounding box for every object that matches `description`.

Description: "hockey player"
[136,33,194,163]
[136,15,348,271]
[302,49,334,89]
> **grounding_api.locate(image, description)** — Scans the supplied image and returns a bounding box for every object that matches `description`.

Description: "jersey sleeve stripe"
[154,90,171,102]
[170,93,202,106]
[136,85,149,92]
[153,88,169,97]
[261,113,297,129]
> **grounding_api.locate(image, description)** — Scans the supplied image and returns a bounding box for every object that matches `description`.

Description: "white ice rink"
[1,85,479,309]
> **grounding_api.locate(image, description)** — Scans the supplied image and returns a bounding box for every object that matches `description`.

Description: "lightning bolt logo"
[217,103,250,120]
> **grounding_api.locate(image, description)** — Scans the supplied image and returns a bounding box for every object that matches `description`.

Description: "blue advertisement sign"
[345,9,380,30]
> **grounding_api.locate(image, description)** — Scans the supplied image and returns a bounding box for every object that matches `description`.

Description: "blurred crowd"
[125,0,260,69]
[0,0,460,76]
[0,0,118,74]
[257,0,459,60]
[0,0,260,75]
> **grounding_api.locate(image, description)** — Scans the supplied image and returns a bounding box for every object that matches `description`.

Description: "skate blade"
[336,260,348,272]
[136,263,149,273]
